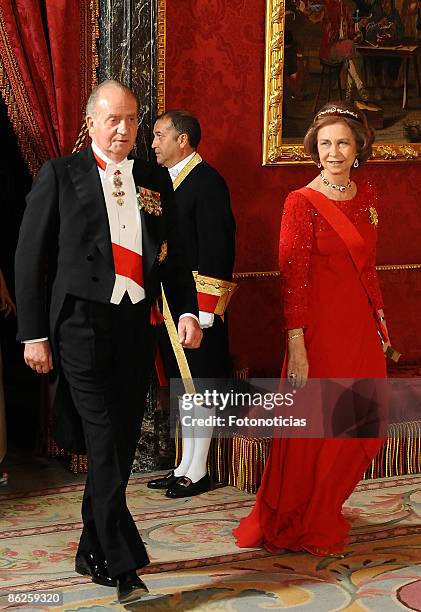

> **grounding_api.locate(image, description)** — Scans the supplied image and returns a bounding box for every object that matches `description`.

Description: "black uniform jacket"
[15,146,198,452]
[161,160,236,380]
[173,160,235,280]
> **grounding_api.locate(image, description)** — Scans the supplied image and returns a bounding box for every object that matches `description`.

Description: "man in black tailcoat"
[15,81,202,603]
[147,110,236,498]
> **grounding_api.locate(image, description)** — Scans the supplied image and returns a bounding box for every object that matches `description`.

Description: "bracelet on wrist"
[288,331,304,341]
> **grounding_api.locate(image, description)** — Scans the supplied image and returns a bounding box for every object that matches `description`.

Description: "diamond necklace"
[320,170,351,193]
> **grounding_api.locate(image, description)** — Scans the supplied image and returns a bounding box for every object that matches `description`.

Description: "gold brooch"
[369,207,378,227]
[157,240,167,264]
[137,187,162,216]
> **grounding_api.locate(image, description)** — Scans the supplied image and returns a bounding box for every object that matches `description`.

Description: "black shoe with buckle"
[75,551,117,587]
[165,474,211,498]
[147,470,179,490]
[117,570,148,603]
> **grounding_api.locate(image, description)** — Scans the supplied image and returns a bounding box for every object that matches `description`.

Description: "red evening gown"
[233,182,386,555]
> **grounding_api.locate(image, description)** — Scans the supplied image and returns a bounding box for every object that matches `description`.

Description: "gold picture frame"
[263,0,421,165]
[157,0,166,116]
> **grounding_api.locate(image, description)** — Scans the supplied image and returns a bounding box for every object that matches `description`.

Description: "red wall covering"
[165,0,421,375]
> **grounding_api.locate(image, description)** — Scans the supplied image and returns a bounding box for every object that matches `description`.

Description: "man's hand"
[24,340,53,374]
[178,316,203,349]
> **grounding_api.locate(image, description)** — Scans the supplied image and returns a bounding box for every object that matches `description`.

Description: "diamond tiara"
[316,107,362,122]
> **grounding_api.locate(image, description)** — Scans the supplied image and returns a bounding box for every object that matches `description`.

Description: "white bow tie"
[104,158,134,178]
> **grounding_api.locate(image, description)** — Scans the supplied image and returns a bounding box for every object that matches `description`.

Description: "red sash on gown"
[298,188,389,343]
[233,188,386,556]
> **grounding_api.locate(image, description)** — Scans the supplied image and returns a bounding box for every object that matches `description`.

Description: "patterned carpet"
[1,473,421,610]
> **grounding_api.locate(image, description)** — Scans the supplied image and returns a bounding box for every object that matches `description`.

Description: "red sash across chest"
[111,243,143,287]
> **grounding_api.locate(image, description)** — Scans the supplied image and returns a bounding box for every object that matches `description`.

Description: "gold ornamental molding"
[376,263,421,271]
[233,271,281,280]
[234,265,421,280]
[157,0,166,115]
[263,0,421,165]
[263,0,285,165]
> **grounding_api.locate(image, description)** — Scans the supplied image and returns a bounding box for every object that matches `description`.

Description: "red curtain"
[0,0,98,175]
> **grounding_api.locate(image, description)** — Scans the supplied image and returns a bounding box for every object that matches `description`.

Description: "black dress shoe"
[117,570,148,603]
[147,470,179,489]
[165,474,211,498]
[75,551,116,587]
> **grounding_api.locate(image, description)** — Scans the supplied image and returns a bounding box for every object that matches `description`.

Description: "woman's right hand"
[287,335,309,389]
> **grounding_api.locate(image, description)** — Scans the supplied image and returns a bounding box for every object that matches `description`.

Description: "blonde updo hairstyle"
[303,101,375,167]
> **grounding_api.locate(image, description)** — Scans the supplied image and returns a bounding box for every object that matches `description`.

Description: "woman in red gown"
[233,102,390,556]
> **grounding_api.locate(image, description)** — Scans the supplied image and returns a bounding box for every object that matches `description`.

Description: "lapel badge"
[158,240,167,264]
[369,207,378,227]
[137,186,162,216]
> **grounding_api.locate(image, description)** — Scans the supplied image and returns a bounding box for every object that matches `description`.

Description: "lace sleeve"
[279,191,314,329]
[364,183,384,310]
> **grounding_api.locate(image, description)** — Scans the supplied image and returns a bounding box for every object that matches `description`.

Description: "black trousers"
[57,294,157,576]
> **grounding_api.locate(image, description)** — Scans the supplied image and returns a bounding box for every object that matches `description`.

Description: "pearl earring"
[317,162,322,168]
[353,158,359,168]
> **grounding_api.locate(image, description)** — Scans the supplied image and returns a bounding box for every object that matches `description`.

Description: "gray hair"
[85,79,137,117]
